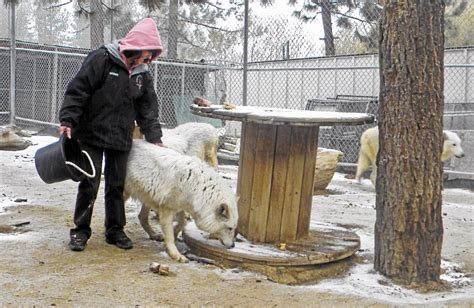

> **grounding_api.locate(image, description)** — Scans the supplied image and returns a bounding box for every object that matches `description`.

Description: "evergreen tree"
[376,0,445,287]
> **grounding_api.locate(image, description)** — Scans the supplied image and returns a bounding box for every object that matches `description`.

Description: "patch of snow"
[0,230,38,242]
[302,261,473,305]
[309,221,350,232]
[441,260,471,286]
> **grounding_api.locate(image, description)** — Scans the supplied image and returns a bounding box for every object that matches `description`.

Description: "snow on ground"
[1,135,58,213]
[0,135,473,305]
[215,159,474,305]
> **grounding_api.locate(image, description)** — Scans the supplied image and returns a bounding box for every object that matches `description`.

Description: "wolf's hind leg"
[205,143,219,168]
[370,165,377,186]
[138,204,163,241]
[355,152,371,182]
[173,211,188,239]
[123,191,130,203]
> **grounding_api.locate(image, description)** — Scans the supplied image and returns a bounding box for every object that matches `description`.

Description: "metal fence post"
[110,0,115,43]
[9,2,16,126]
[316,58,320,98]
[333,57,337,98]
[242,0,249,106]
[300,61,304,110]
[181,63,186,108]
[371,55,377,96]
[285,60,289,109]
[464,49,469,105]
[352,56,356,95]
[257,63,261,106]
[51,48,59,123]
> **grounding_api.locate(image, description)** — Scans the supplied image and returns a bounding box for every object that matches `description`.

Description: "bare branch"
[178,14,242,33]
[43,0,73,9]
[178,38,206,50]
[202,0,225,11]
[76,0,91,15]
[69,24,90,34]
[332,11,374,24]
[177,30,212,52]
[100,0,113,10]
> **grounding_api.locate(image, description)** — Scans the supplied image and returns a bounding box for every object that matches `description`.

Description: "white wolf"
[162,122,219,168]
[355,126,465,185]
[133,122,219,167]
[138,122,220,241]
[124,140,238,262]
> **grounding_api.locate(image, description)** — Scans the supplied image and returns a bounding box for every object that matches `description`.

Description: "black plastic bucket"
[34,135,96,184]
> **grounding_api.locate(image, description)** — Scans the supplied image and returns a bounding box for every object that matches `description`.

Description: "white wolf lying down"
[355,126,465,185]
[124,140,237,262]
[138,122,220,241]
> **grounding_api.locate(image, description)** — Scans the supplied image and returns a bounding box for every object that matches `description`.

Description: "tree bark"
[167,0,179,59]
[375,0,445,287]
[90,0,105,49]
[321,0,335,56]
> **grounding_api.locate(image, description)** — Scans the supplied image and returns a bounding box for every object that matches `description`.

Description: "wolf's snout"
[220,239,235,249]
[456,153,465,158]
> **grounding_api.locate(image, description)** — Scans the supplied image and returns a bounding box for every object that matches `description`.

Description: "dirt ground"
[0,136,473,306]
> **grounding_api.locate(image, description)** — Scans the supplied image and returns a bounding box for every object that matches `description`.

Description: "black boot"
[69,231,89,251]
[105,228,133,250]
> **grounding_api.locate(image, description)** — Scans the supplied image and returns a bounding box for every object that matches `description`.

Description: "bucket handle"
[65,150,96,178]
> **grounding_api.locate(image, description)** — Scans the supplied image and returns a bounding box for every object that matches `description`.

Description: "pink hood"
[119,18,163,58]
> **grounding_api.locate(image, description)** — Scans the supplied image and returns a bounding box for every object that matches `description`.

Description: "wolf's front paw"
[170,252,189,263]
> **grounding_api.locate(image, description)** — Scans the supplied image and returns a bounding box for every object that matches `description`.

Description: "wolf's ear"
[217,203,229,220]
[443,131,448,141]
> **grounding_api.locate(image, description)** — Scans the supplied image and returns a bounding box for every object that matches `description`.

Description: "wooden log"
[0,128,32,151]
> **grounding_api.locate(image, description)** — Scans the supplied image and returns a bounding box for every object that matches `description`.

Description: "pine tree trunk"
[167,0,179,59]
[375,0,445,286]
[90,0,105,49]
[321,0,335,56]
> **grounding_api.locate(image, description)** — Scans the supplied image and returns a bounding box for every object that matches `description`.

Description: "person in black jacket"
[59,18,164,251]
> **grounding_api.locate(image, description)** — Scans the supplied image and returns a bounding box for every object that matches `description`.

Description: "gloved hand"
[59,126,71,139]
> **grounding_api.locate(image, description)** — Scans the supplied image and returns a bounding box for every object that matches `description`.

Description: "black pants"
[70,143,130,238]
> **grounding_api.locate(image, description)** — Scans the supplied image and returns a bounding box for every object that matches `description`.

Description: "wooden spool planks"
[237,122,319,243]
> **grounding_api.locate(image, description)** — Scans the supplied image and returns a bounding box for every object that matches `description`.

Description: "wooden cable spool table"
[184,104,375,284]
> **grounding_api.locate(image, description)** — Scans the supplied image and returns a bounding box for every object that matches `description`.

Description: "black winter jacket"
[59,45,162,151]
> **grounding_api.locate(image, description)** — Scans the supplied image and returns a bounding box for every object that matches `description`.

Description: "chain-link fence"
[0,40,239,129]
[1,0,473,179]
[241,48,474,179]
